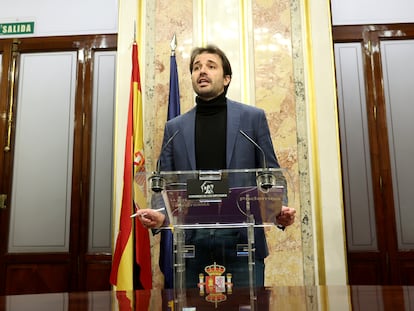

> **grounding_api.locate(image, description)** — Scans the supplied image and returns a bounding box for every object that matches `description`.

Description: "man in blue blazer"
[137,45,296,288]
[159,98,279,172]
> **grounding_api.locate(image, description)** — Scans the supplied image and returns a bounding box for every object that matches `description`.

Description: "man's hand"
[136,209,166,229]
[276,206,296,227]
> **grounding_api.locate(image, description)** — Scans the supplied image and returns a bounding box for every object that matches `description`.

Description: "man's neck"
[196,92,226,105]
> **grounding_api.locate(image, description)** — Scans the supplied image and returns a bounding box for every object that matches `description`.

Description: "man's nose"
[199,65,208,73]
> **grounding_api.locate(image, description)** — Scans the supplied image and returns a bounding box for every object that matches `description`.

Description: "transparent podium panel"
[153,169,288,225]
[144,168,291,310]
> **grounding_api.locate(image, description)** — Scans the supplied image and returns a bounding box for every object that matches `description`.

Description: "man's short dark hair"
[189,45,232,93]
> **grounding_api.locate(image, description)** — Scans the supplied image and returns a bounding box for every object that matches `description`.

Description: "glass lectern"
[141,168,290,310]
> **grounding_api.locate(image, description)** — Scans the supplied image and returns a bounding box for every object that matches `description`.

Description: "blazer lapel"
[226,101,241,168]
[181,108,197,169]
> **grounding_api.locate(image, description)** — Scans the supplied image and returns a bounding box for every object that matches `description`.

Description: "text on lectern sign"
[186,178,229,200]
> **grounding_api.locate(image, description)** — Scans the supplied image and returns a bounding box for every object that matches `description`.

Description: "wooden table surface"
[1,285,412,310]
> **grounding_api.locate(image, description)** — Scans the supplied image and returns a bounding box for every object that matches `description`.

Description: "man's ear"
[224,75,231,86]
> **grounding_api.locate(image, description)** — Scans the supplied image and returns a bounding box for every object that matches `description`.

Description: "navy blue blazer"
[158,99,281,259]
[159,99,280,171]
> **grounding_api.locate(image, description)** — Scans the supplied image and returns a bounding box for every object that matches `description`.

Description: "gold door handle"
[4,41,19,152]
[0,194,6,209]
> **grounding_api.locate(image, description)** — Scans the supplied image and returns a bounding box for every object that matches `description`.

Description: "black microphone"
[149,129,179,192]
[239,130,276,191]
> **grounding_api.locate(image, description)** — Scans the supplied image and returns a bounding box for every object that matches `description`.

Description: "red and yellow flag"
[132,41,152,290]
[110,42,152,291]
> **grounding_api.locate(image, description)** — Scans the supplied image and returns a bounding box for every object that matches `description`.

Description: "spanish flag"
[110,42,152,291]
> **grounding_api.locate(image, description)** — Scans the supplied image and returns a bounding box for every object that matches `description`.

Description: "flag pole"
[170,33,177,56]
[134,20,137,42]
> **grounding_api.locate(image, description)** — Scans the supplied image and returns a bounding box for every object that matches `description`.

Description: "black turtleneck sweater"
[195,93,227,170]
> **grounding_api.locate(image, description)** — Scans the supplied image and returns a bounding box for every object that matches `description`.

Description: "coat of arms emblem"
[197,262,233,304]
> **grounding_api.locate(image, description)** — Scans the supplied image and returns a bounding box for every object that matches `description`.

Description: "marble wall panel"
[252,0,303,287]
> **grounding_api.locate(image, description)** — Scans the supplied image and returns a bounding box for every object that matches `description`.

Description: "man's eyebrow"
[193,59,218,66]
[206,59,218,65]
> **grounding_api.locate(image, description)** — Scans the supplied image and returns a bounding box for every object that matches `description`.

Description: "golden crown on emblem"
[204,262,225,276]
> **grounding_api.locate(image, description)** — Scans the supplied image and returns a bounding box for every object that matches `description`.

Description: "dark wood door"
[0,34,117,295]
[333,24,414,285]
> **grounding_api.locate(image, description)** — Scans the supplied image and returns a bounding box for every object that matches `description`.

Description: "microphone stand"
[149,130,179,192]
[239,130,276,192]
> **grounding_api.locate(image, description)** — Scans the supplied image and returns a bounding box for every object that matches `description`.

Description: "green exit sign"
[0,22,35,35]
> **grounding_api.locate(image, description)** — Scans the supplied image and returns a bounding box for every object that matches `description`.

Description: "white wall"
[0,0,117,37]
[331,0,414,25]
